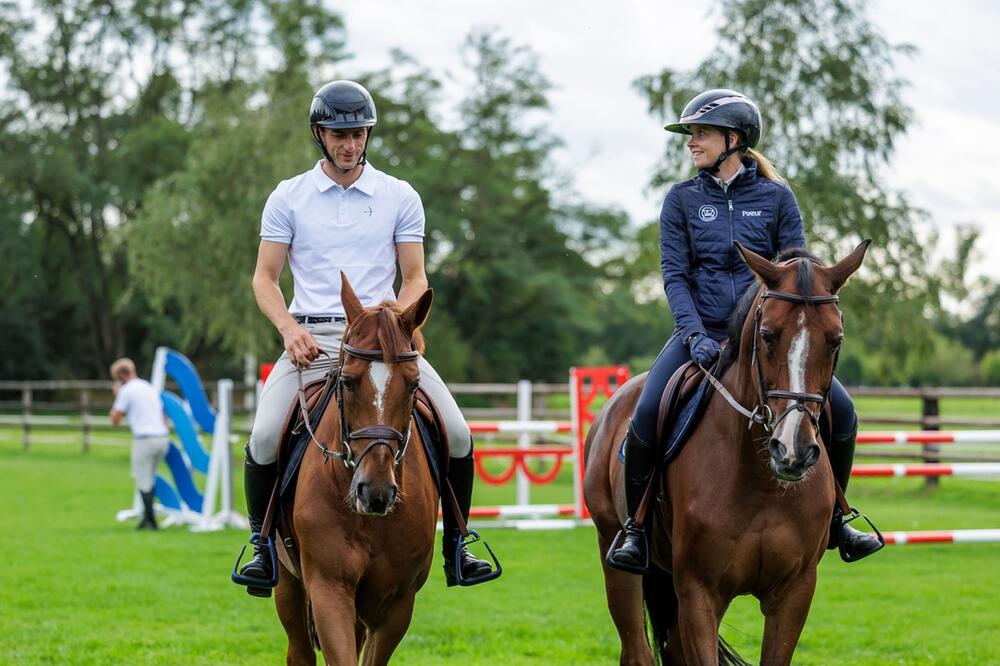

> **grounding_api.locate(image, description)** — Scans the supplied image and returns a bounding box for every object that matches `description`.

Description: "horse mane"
[717,246,821,374]
[375,301,426,357]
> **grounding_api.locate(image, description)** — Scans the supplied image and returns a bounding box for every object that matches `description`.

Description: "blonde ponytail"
[747,148,785,184]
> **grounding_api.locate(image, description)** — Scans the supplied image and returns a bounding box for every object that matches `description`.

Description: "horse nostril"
[769,439,786,461]
[804,444,820,467]
[356,482,367,502]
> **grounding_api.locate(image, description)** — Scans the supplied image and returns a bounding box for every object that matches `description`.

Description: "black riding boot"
[238,446,279,596]
[137,490,158,530]
[442,452,493,587]
[606,422,657,575]
[828,421,884,561]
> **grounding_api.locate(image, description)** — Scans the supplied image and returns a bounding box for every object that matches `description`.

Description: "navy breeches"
[631,331,857,444]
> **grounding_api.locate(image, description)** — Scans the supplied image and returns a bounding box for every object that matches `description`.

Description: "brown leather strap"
[416,388,471,538]
[821,401,853,514]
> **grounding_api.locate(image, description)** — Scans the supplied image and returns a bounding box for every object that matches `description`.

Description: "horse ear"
[400,288,434,334]
[734,242,781,289]
[340,272,366,323]
[827,239,871,293]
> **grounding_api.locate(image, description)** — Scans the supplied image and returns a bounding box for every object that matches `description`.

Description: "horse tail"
[641,561,676,664]
[717,635,751,666]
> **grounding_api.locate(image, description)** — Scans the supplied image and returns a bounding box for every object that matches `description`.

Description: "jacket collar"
[697,156,759,191]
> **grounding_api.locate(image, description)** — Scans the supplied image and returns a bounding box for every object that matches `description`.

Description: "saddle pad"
[617,376,713,465]
[279,383,337,499]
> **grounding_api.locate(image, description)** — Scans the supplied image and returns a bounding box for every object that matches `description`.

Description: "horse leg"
[359,594,416,666]
[309,580,361,666]
[274,561,315,666]
[759,569,818,666]
[598,533,654,666]
[675,578,727,665]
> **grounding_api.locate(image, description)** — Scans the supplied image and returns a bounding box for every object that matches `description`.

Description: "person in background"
[110,357,170,530]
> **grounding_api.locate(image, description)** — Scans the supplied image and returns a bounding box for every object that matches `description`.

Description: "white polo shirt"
[112,378,169,437]
[260,161,425,316]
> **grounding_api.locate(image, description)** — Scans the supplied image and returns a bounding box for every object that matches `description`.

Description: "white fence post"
[515,380,532,507]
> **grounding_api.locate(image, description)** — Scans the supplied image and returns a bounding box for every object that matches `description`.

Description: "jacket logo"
[742,210,762,217]
[698,205,718,222]
[364,206,374,216]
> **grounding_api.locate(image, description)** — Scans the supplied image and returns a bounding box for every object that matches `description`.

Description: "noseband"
[699,288,840,433]
[296,337,419,473]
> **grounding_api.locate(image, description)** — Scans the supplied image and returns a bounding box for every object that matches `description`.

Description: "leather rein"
[698,288,841,433]
[295,336,420,472]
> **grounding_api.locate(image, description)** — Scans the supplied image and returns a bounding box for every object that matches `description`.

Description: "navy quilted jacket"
[659,157,806,342]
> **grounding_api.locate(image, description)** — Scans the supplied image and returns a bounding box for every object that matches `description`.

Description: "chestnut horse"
[274,276,438,666]
[585,241,869,665]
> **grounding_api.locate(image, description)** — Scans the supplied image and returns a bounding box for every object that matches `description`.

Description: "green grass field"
[3,426,1000,665]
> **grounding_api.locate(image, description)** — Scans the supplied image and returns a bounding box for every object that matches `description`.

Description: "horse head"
[336,272,432,515]
[735,240,869,481]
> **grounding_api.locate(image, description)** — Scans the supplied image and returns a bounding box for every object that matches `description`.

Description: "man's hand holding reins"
[280,322,321,368]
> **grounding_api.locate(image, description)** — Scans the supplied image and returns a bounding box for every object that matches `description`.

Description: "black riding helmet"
[310,80,377,172]
[664,89,762,174]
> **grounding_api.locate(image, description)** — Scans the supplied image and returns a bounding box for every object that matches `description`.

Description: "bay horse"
[585,241,870,665]
[274,275,438,666]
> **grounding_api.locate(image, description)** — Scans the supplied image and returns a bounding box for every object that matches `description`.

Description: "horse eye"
[760,329,775,346]
[341,375,358,391]
[831,337,844,354]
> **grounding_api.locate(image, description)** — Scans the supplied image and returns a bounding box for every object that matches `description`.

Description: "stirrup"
[449,530,502,587]
[605,520,649,575]
[839,508,885,563]
[231,532,279,594]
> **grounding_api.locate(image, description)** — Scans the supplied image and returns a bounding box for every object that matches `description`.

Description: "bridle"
[296,332,419,472]
[699,287,840,433]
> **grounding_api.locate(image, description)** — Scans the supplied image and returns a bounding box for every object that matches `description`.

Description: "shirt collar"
[711,163,746,191]
[310,160,377,196]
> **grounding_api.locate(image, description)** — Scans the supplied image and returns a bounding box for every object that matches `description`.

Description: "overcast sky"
[334,1,1000,279]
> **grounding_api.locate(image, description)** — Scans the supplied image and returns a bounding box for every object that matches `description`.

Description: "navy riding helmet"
[665,89,762,173]
[309,80,377,170]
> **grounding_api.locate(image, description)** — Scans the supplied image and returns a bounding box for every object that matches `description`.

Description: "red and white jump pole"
[880,529,1000,545]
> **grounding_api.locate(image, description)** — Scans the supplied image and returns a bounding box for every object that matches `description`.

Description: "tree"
[634,0,938,382]
[410,31,630,381]
[0,0,344,377]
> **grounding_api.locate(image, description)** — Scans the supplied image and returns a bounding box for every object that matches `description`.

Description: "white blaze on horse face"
[775,312,810,461]
[369,362,391,418]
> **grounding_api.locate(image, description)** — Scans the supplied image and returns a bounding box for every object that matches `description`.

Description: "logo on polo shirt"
[364,206,374,216]
[698,205,718,222]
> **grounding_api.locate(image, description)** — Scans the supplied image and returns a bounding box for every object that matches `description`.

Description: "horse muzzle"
[354,482,399,516]
[768,438,820,481]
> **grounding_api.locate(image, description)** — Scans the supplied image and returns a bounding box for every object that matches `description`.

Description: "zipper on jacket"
[727,196,736,303]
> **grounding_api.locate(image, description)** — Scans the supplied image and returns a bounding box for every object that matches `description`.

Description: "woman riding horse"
[606,88,883,573]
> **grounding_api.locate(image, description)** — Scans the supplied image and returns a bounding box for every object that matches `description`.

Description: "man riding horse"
[234,80,491,596]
